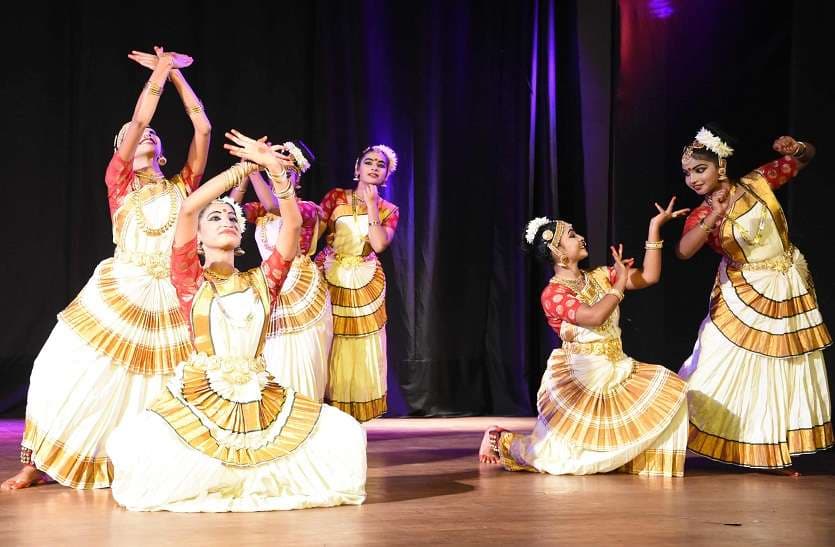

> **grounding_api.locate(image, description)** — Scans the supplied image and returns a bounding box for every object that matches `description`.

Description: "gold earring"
[234,247,245,256]
[158,155,167,166]
[197,241,204,256]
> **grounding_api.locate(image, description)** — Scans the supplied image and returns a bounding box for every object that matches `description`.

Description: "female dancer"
[479,199,691,477]
[316,145,399,421]
[677,126,831,473]
[106,130,366,512]
[229,141,331,401]
[2,48,209,490]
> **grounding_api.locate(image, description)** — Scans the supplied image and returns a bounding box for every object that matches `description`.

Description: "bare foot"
[478,426,507,464]
[765,466,802,477]
[0,465,50,491]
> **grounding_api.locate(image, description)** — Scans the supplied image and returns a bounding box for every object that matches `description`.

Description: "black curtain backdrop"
[1,1,832,418]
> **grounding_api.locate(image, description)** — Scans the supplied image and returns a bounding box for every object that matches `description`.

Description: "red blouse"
[540,268,617,334]
[105,153,202,217]
[319,188,400,230]
[243,200,324,255]
[169,236,293,331]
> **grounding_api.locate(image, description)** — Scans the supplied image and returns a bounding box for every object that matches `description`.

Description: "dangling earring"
[353,172,359,182]
[158,155,167,167]
[718,159,728,180]
[234,247,245,256]
[197,241,205,256]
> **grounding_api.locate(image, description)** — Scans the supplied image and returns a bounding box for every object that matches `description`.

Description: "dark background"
[1,0,832,420]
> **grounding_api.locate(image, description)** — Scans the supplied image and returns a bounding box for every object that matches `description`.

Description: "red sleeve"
[541,284,582,335]
[608,267,617,285]
[683,205,722,254]
[179,163,203,193]
[299,200,323,224]
[170,236,203,323]
[298,201,324,255]
[243,202,268,225]
[260,249,294,303]
[105,153,134,216]
[754,156,799,190]
[382,205,400,231]
[319,189,343,222]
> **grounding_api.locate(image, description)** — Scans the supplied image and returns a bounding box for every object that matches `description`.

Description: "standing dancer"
[677,126,831,473]
[2,48,209,490]
[480,200,691,477]
[230,141,331,401]
[107,130,366,512]
[316,145,399,421]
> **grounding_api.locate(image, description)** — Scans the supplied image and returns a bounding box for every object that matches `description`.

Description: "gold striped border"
[326,394,387,422]
[268,259,330,335]
[333,306,387,337]
[619,449,686,477]
[326,260,386,306]
[743,174,791,250]
[150,388,322,466]
[59,262,191,375]
[537,351,687,451]
[725,264,818,319]
[687,422,833,468]
[709,291,832,357]
[180,366,287,434]
[22,419,113,489]
[498,432,538,472]
[191,269,271,356]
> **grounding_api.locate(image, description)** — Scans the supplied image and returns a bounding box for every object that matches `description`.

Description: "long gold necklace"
[203,270,259,330]
[706,186,769,246]
[130,180,178,237]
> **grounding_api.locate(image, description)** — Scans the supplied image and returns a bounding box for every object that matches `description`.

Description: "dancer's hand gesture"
[610,244,632,290]
[650,196,690,228]
[773,135,801,156]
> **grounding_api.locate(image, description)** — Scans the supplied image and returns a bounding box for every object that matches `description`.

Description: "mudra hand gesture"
[224,129,288,173]
[708,187,732,217]
[128,46,193,70]
[360,184,379,207]
[609,244,633,288]
[650,196,690,228]
[772,135,804,156]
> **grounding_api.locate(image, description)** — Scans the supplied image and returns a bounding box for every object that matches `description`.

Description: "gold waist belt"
[114,248,171,279]
[189,352,267,385]
[730,246,794,273]
[562,338,625,362]
[334,253,374,266]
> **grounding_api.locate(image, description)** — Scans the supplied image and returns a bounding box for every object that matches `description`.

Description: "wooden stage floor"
[1,417,833,546]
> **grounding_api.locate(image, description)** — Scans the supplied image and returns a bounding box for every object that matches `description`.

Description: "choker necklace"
[549,271,587,293]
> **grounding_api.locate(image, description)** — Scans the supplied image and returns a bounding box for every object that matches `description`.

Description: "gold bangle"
[792,141,807,158]
[145,81,163,96]
[606,288,624,302]
[698,218,715,234]
[645,240,663,250]
[275,182,296,200]
[187,104,203,115]
[368,219,382,226]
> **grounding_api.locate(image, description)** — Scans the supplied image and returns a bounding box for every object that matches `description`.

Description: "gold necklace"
[707,186,769,247]
[549,271,587,294]
[203,271,259,330]
[130,181,178,237]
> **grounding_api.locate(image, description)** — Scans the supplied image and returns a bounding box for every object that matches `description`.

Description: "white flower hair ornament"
[215,196,247,234]
[694,127,734,158]
[525,217,551,244]
[371,144,398,177]
[282,141,311,173]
